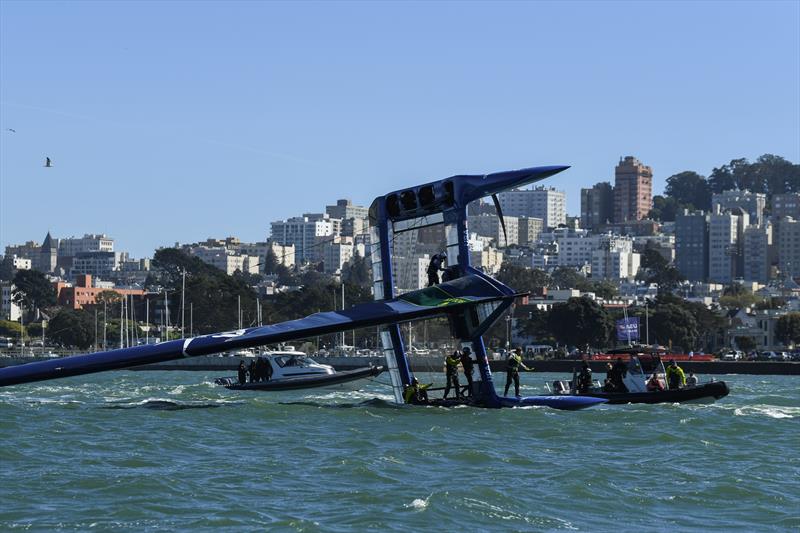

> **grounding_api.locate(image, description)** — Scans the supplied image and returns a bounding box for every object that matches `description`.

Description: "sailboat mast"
[181,269,186,338]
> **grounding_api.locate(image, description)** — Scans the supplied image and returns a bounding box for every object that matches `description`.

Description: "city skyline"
[2,1,798,257]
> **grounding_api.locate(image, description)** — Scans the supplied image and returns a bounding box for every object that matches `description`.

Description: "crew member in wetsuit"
[237,360,247,385]
[248,360,257,383]
[610,357,629,392]
[665,359,686,390]
[603,362,615,392]
[504,348,531,397]
[265,358,274,381]
[685,372,698,387]
[460,347,475,397]
[576,360,593,393]
[442,350,462,399]
[426,253,446,287]
[403,377,430,404]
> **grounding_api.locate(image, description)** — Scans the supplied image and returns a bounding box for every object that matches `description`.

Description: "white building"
[591,249,640,280]
[189,247,259,275]
[237,240,296,271]
[59,234,114,257]
[10,255,32,270]
[498,186,566,229]
[467,214,519,247]
[712,190,766,226]
[1,282,22,321]
[322,237,354,274]
[556,233,634,270]
[709,209,748,284]
[270,214,337,263]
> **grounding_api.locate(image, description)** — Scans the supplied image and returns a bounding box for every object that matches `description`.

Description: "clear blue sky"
[1,1,798,258]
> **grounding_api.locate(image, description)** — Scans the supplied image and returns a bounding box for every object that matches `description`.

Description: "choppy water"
[0,371,798,532]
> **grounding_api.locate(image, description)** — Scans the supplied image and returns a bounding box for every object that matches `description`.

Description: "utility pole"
[181,269,186,338]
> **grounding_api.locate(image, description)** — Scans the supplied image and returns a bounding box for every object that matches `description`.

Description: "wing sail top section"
[0,275,511,388]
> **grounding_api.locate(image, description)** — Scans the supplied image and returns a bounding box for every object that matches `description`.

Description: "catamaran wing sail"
[0,275,512,388]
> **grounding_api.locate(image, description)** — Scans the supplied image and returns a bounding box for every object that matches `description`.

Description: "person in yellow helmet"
[403,377,430,404]
[504,347,532,397]
[665,359,686,390]
[442,350,462,399]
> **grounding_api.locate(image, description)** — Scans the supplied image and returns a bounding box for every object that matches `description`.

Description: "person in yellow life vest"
[403,377,430,404]
[504,348,532,397]
[442,350,462,399]
[665,359,686,390]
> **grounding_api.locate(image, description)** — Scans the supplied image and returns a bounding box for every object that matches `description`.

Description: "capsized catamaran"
[0,164,605,410]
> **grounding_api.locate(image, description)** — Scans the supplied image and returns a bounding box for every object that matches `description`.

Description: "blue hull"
[500,395,607,410]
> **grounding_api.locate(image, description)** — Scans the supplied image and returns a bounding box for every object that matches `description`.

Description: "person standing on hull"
[459,346,475,397]
[665,359,686,390]
[426,253,446,287]
[442,350,462,399]
[610,357,628,393]
[576,360,593,393]
[248,359,257,383]
[504,347,532,397]
[237,360,247,385]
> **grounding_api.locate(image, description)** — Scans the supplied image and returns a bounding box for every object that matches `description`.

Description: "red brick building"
[54,274,146,309]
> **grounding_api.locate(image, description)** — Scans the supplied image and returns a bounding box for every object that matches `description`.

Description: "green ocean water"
[0,370,798,532]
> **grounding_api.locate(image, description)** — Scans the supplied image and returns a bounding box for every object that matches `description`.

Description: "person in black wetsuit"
[504,348,531,397]
[265,358,274,381]
[460,347,475,397]
[577,360,593,393]
[610,357,628,392]
[248,360,257,383]
[237,360,247,385]
[426,253,446,287]
[442,350,462,399]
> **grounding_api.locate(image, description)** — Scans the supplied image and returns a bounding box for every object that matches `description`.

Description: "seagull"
[6,128,15,133]
[44,157,52,167]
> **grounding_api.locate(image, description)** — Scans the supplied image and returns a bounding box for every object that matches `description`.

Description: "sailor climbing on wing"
[442,350,462,399]
[403,377,430,404]
[426,253,446,287]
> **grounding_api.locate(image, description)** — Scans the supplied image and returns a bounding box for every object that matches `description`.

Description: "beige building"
[614,156,652,222]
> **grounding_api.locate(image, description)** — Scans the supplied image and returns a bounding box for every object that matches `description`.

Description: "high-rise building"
[614,156,653,222]
[325,199,369,221]
[58,234,114,257]
[497,186,566,228]
[270,214,337,263]
[778,217,800,279]
[467,214,519,247]
[773,193,800,220]
[743,224,772,283]
[709,209,748,284]
[675,210,709,282]
[580,182,614,229]
[712,190,766,226]
[517,217,544,247]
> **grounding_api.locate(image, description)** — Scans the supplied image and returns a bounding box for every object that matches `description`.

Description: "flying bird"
[44,157,52,168]
[6,128,15,133]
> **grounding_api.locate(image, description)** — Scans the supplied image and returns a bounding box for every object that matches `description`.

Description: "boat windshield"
[273,355,317,368]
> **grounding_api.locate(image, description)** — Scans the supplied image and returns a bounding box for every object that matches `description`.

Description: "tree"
[0,255,15,282]
[48,309,95,349]
[648,195,681,222]
[547,297,614,349]
[549,267,592,291]
[664,171,711,211]
[591,280,618,300]
[649,303,698,351]
[0,319,25,338]
[12,269,57,311]
[734,336,756,353]
[495,264,550,292]
[636,249,684,293]
[342,252,371,288]
[775,313,800,346]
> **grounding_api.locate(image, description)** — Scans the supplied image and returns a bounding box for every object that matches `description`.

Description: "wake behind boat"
[214,350,384,391]
[548,355,730,405]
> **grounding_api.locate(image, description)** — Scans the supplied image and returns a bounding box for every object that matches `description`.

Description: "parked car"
[762,351,791,361]
[721,350,742,361]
